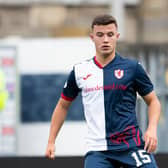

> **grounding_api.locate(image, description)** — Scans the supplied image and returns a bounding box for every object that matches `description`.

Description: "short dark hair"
[91,14,118,29]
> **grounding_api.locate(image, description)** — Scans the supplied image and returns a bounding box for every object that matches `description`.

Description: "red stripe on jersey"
[94,56,103,69]
[61,93,74,101]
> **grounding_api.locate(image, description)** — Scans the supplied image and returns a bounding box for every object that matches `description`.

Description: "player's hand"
[144,127,157,153]
[45,143,55,160]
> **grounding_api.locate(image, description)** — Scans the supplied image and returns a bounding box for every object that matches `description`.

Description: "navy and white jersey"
[61,53,153,153]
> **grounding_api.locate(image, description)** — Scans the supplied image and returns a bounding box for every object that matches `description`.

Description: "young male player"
[45,14,161,167]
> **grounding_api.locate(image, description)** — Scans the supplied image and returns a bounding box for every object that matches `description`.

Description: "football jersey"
[61,53,153,152]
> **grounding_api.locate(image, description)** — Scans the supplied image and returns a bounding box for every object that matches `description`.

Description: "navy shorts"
[84,145,158,168]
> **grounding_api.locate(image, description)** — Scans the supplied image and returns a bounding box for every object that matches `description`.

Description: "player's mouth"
[101,45,111,50]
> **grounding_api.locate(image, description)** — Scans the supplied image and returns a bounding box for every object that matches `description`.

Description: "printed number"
[131,150,151,167]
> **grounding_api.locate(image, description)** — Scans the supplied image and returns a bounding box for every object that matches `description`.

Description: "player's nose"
[103,35,109,43]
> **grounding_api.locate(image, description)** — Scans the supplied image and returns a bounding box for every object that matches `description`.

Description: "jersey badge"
[114,69,124,79]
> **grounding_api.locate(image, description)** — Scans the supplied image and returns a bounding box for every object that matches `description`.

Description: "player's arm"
[45,68,79,159]
[142,90,161,153]
[45,98,72,159]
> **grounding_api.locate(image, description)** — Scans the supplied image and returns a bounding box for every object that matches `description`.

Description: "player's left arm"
[142,90,161,153]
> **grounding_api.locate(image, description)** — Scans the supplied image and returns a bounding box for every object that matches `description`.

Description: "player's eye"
[107,32,114,37]
[96,32,104,37]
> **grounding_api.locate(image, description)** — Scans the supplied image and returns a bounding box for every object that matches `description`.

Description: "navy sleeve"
[134,62,153,96]
[61,69,80,101]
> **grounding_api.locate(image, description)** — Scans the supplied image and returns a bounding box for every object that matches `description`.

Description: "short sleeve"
[134,62,153,96]
[61,69,80,101]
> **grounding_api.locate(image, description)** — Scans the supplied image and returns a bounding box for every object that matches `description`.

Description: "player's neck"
[96,52,116,67]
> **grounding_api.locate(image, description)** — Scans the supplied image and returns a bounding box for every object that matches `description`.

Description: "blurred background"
[0,0,168,167]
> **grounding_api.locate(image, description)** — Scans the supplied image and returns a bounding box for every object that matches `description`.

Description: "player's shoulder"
[73,57,94,69]
[117,53,138,67]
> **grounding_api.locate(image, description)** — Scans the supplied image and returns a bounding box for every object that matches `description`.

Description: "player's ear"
[116,32,120,39]
[90,33,94,41]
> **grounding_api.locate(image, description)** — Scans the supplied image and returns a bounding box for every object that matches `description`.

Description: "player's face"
[90,24,120,58]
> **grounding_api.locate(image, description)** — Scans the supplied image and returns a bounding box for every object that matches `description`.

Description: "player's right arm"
[46,68,80,159]
[45,98,72,159]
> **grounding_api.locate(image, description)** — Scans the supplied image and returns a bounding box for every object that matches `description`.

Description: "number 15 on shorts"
[131,150,151,167]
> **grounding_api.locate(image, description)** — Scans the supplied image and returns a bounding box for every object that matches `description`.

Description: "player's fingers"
[45,149,50,157]
[46,151,51,158]
[144,137,150,152]
[45,148,55,159]
[145,137,157,153]
[147,139,153,153]
[50,151,55,160]
[50,147,55,159]
[148,139,157,153]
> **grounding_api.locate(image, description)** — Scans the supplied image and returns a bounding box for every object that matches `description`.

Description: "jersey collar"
[93,52,119,69]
